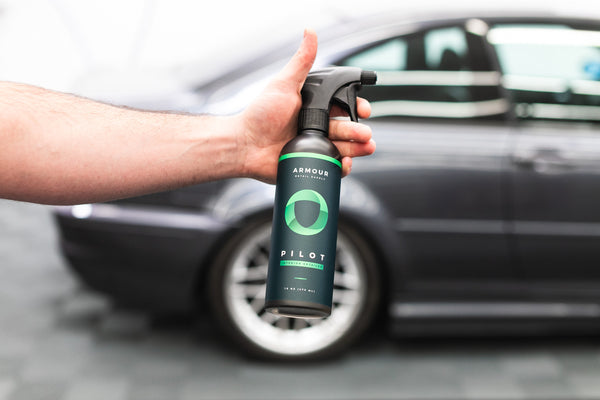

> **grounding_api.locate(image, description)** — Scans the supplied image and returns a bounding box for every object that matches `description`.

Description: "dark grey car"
[54,14,600,360]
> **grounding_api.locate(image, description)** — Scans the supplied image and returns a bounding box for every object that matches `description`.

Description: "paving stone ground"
[3,199,600,400]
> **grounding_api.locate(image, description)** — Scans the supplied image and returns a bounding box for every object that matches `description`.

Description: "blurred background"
[4,0,600,399]
[2,0,599,94]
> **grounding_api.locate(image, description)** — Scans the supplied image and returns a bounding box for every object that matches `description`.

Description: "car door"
[490,22,600,293]
[336,21,518,297]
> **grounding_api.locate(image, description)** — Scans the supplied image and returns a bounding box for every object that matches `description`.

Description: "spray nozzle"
[298,67,377,136]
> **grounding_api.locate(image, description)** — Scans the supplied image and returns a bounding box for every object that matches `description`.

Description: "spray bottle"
[265,67,377,318]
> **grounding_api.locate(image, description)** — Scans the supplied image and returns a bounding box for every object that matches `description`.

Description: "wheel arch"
[192,179,275,307]
[337,209,400,303]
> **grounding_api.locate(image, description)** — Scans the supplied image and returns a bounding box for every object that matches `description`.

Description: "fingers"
[330,97,372,119]
[333,139,376,159]
[329,116,376,163]
[276,28,318,91]
[341,157,352,178]
[329,118,372,142]
[357,97,371,119]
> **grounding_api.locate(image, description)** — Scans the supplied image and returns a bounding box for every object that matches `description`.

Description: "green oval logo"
[284,190,329,236]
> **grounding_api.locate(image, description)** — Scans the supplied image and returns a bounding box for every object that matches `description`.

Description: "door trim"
[390,301,600,318]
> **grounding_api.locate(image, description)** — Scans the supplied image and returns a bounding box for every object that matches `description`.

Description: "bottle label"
[266,152,341,309]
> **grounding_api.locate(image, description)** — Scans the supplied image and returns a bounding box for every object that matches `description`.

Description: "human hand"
[237,29,375,184]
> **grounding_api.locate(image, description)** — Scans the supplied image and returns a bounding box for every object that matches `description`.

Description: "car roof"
[190,10,600,117]
[194,11,600,93]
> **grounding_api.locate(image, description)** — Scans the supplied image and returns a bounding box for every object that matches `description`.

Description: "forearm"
[0,31,375,205]
[0,82,244,205]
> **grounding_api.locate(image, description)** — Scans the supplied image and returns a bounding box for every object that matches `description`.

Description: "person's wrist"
[229,112,252,179]
[180,114,244,183]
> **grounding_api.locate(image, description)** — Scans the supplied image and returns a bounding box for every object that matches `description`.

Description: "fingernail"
[304,28,315,39]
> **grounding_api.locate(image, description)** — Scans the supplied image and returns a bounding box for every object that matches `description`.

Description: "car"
[54,12,600,360]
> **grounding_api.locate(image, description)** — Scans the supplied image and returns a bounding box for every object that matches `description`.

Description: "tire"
[207,214,381,361]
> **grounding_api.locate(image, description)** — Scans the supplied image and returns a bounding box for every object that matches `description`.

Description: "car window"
[489,24,600,122]
[424,27,468,70]
[343,39,407,71]
[337,25,508,120]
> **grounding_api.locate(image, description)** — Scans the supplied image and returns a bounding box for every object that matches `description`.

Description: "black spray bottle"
[265,67,377,318]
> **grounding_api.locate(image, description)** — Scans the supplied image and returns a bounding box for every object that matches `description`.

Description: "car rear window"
[489,24,600,122]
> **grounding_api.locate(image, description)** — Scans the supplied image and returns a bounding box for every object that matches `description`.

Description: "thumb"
[277,28,318,90]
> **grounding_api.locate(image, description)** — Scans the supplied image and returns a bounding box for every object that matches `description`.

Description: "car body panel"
[511,120,600,294]
[54,204,229,312]
[358,119,514,294]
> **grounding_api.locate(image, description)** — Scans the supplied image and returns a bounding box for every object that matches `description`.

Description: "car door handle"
[512,149,575,173]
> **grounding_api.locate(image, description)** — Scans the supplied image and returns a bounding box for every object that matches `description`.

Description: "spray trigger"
[331,83,361,122]
[298,67,376,134]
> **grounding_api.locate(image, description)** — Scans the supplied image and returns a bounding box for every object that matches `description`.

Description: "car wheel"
[207,215,381,360]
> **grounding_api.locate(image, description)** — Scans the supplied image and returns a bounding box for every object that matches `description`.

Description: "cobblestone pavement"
[4,199,600,400]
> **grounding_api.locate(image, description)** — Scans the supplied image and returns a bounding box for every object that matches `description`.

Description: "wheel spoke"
[248,286,266,314]
[240,265,269,283]
[230,282,262,298]
[253,250,269,266]
[333,270,360,290]
[276,317,290,329]
[231,264,268,283]
[293,318,309,330]
[332,289,360,306]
